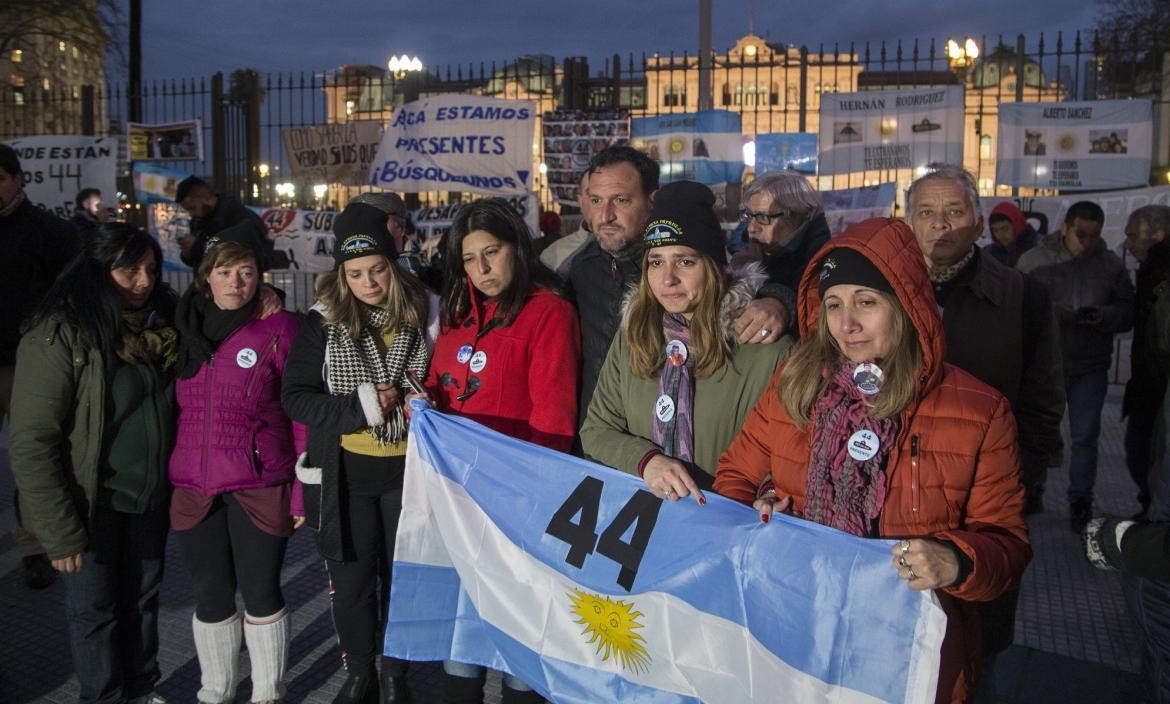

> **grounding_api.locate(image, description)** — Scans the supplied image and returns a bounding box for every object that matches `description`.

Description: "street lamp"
[388,55,423,79]
[946,37,980,69]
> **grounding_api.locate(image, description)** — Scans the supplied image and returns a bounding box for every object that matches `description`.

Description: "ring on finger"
[759,328,770,337]
[908,566,919,581]
[900,540,910,556]
[898,556,907,568]
[665,488,675,498]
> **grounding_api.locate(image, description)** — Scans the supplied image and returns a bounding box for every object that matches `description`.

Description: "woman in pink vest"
[169,224,302,704]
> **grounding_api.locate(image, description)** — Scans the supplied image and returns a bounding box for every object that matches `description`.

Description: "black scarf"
[174,286,260,379]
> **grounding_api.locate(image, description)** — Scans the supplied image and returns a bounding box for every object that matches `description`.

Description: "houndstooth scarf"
[325,305,429,444]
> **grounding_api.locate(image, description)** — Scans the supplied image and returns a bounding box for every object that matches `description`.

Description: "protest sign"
[388,407,945,703]
[4,135,118,218]
[412,193,539,242]
[754,132,817,175]
[823,183,898,234]
[128,120,203,161]
[818,87,964,176]
[996,99,1153,190]
[631,110,744,185]
[282,121,384,186]
[543,110,630,205]
[369,95,536,195]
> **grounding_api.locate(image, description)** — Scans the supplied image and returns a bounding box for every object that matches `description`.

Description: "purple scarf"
[804,361,901,536]
[650,313,695,463]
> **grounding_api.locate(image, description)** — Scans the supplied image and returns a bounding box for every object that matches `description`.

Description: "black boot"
[332,666,379,704]
[501,684,546,704]
[379,658,412,704]
[441,671,485,704]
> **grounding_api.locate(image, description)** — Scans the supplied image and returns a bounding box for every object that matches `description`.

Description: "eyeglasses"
[738,209,791,226]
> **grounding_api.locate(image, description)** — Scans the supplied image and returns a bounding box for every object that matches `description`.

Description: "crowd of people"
[3,137,1170,704]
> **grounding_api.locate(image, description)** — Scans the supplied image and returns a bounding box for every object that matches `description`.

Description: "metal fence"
[2,29,1166,218]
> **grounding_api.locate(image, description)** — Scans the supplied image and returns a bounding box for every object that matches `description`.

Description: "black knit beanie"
[333,202,397,267]
[642,181,727,265]
[816,247,895,298]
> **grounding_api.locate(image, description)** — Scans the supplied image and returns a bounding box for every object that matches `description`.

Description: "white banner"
[412,193,539,242]
[369,94,536,195]
[818,87,965,176]
[996,99,1153,190]
[985,184,1170,252]
[823,183,898,235]
[3,135,118,218]
[282,121,384,186]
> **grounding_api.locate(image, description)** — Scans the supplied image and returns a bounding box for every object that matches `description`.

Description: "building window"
[345,99,355,116]
[72,86,79,99]
[664,84,686,107]
[980,134,992,159]
[42,78,50,90]
[11,49,21,63]
[977,178,994,195]
[786,85,799,106]
[72,46,79,59]
[58,41,66,52]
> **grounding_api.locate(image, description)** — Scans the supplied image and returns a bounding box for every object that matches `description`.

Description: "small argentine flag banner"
[632,110,745,185]
[387,407,946,703]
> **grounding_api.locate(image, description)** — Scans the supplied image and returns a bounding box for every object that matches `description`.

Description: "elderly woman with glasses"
[733,171,830,331]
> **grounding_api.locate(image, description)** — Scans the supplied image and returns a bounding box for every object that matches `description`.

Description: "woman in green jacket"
[581,181,793,501]
[9,223,179,704]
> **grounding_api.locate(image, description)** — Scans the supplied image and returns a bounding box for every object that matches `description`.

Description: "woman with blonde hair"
[582,181,792,499]
[282,202,432,704]
[715,218,1032,703]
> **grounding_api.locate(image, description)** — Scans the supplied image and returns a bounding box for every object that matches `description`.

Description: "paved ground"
[0,381,1150,703]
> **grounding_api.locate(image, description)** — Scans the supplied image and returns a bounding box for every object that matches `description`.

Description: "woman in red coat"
[714,218,1031,704]
[411,198,579,703]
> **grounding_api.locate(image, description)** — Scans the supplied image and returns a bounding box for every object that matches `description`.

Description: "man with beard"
[175,176,287,270]
[568,146,787,434]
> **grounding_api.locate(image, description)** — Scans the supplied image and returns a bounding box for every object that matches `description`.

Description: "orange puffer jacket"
[714,218,1031,704]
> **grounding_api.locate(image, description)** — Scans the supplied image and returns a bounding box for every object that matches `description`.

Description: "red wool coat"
[715,218,1031,704]
[425,285,581,451]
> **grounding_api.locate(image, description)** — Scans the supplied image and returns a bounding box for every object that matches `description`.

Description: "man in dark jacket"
[985,201,1039,268]
[568,147,787,432]
[1122,205,1170,516]
[0,143,77,591]
[1020,201,1135,531]
[175,176,286,270]
[905,164,1065,671]
[733,170,830,330]
[70,187,108,237]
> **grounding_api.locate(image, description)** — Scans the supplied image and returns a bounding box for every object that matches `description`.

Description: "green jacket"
[9,316,172,559]
[581,266,794,478]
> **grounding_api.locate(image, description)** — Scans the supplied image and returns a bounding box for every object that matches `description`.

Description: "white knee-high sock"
[244,608,290,702]
[193,612,242,704]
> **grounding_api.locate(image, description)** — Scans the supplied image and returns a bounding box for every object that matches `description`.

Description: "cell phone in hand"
[404,370,425,394]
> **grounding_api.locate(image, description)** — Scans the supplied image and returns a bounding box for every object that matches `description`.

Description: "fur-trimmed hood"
[618,261,769,346]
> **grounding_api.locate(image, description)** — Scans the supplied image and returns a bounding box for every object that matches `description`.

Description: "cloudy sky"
[129,0,1102,81]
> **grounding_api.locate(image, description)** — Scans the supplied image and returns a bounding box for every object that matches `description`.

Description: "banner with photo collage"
[996,99,1153,190]
[817,87,964,176]
[542,110,630,206]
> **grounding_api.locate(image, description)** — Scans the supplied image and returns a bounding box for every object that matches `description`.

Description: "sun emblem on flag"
[568,589,651,673]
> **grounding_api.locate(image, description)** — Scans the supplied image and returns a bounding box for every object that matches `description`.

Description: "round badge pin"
[654,394,676,423]
[469,351,488,373]
[852,362,884,396]
[236,348,258,369]
[456,344,474,365]
[847,429,880,462]
[665,339,688,367]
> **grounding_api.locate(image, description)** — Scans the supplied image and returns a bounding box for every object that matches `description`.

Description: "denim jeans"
[1126,575,1170,703]
[443,660,532,691]
[1065,370,1109,504]
[62,504,169,704]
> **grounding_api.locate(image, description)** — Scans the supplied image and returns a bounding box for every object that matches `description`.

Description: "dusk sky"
[130,0,1102,81]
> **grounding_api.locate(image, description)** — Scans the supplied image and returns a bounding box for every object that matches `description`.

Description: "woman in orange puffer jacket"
[715,217,1031,704]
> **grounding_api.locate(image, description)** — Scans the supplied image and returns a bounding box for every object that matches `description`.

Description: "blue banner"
[754,133,817,175]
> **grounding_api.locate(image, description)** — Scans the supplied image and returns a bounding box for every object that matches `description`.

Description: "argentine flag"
[387,407,946,703]
[631,110,744,185]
